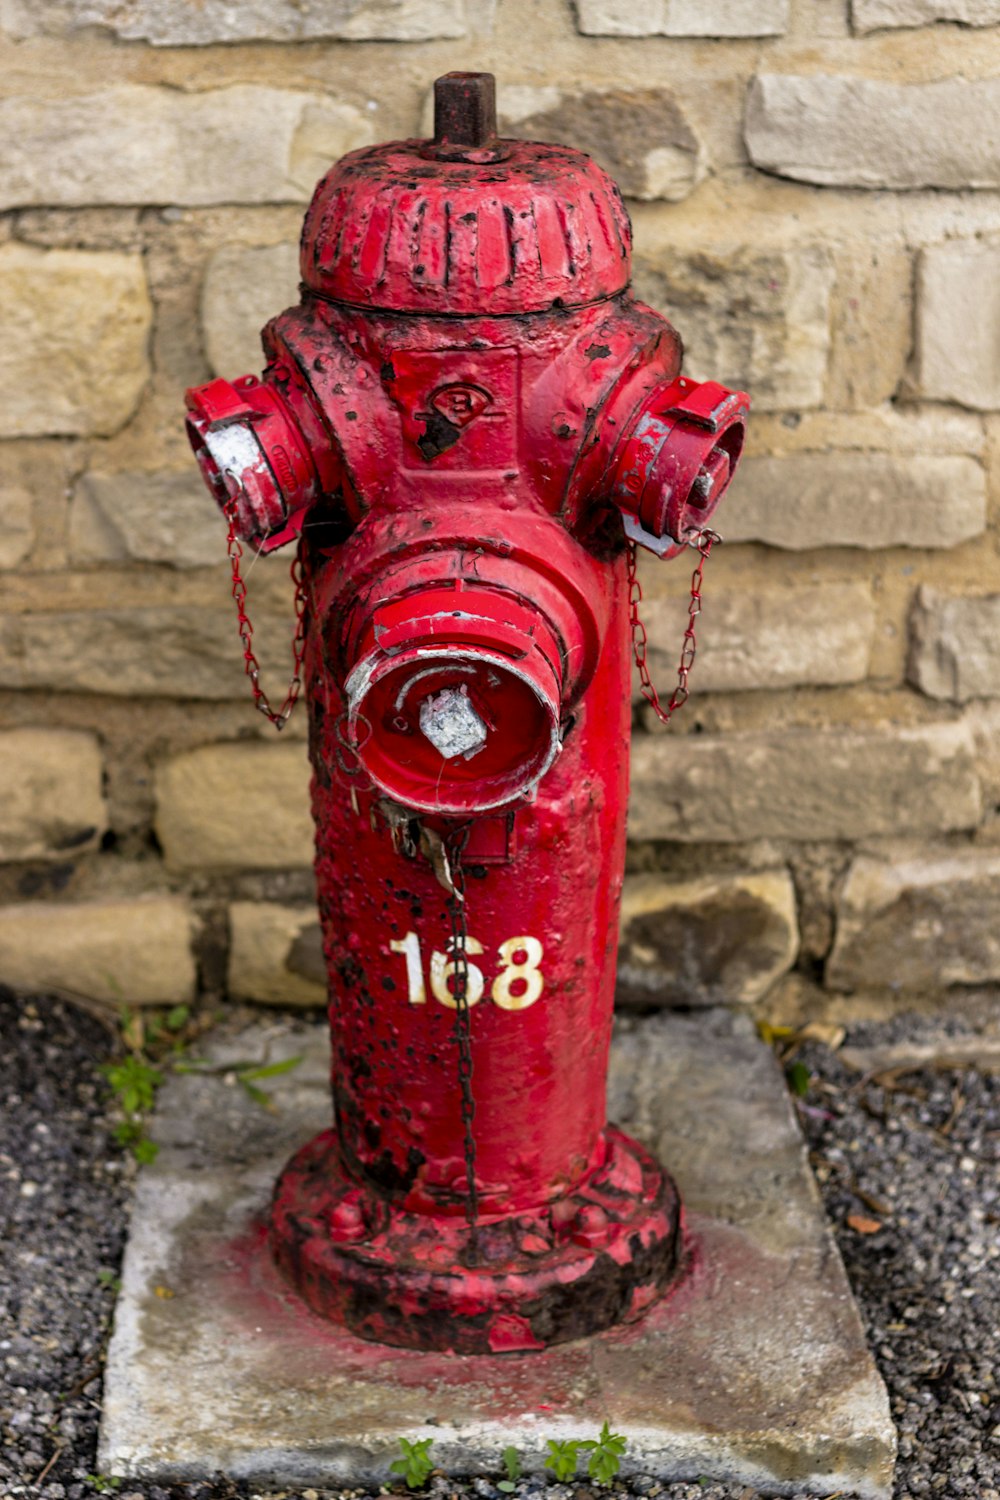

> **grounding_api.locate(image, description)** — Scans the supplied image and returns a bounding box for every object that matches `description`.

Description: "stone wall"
[2,0,999,1018]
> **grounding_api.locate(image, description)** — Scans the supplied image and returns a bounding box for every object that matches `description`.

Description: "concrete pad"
[99,1009,895,1497]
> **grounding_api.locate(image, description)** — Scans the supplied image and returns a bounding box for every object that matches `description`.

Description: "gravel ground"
[1,986,998,1500]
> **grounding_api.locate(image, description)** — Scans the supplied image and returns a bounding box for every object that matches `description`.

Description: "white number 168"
[388,931,544,1012]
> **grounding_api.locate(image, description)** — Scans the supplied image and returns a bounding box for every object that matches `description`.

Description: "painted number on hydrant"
[389,932,544,1011]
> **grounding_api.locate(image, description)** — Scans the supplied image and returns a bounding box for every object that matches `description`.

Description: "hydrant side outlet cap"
[300,136,633,315]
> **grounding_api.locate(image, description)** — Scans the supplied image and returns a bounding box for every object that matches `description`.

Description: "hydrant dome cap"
[300,138,633,315]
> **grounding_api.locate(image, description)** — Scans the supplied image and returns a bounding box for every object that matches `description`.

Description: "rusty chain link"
[627,527,720,727]
[223,496,308,730]
[444,823,480,1264]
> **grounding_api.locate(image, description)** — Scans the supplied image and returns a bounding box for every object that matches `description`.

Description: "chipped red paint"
[184,72,748,1353]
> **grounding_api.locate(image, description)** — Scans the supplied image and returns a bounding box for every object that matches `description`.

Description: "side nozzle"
[609,377,749,559]
[185,371,324,553]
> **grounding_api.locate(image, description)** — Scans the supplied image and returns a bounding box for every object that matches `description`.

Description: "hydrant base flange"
[270,1125,682,1354]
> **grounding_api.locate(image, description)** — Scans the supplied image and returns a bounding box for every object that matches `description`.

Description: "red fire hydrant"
[185,73,748,1355]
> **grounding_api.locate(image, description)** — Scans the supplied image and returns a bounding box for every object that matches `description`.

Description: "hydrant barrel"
[301,569,631,1222]
[184,71,748,1354]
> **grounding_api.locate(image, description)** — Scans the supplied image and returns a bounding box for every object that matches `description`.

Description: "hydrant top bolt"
[431,71,501,161]
[419,684,488,760]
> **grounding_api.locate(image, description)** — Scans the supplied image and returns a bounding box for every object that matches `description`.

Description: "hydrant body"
[185,75,748,1354]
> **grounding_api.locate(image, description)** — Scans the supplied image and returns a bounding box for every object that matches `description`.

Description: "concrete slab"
[99,1009,895,1498]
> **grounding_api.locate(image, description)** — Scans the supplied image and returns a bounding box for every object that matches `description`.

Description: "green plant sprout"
[543,1438,581,1482]
[786,1059,811,1098]
[174,1052,303,1110]
[542,1425,627,1487]
[580,1422,627,1485]
[498,1443,522,1491]
[100,1052,163,1165]
[390,1436,435,1489]
[102,1052,162,1114]
[101,1002,302,1166]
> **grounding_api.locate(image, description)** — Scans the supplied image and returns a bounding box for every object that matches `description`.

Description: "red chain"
[224,498,308,730]
[627,528,720,726]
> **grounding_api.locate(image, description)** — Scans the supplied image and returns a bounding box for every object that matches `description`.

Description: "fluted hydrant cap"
[299,71,633,316]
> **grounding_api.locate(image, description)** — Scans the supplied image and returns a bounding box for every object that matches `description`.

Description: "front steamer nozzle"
[344,583,565,816]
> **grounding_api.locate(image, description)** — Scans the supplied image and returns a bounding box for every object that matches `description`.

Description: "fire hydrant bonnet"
[300,139,633,316]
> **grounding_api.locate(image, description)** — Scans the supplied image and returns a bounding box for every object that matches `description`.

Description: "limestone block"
[618,869,798,1007]
[202,243,300,379]
[726,452,985,550]
[0,729,106,862]
[629,721,981,842]
[915,239,1000,410]
[155,742,313,872]
[633,244,833,410]
[0,607,296,698]
[1,0,468,42]
[228,903,326,1008]
[967,701,1000,809]
[639,583,874,692]
[853,0,1000,29]
[827,851,1000,990]
[745,73,1000,190]
[908,587,1000,702]
[0,87,373,210]
[827,242,911,410]
[0,245,151,438]
[0,484,33,568]
[575,0,788,36]
[749,405,984,459]
[70,470,226,570]
[499,88,702,202]
[0,897,197,1008]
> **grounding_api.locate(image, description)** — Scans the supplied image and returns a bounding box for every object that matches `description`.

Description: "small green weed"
[174,1053,303,1111]
[96,1269,122,1293]
[543,1438,581,1482]
[100,1052,163,1165]
[390,1436,435,1490]
[233,1054,304,1109]
[101,1004,301,1165]
[580,1422,627,1485]
[86,1475,121,1493]
[497,1443,521,1491]
[542,1425,627,1487]
[141,1004,191,1044]
[785,1059,811,1098]
[102,1053,162,1115]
